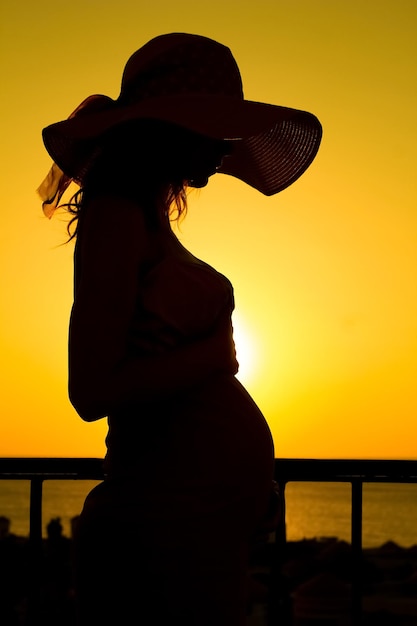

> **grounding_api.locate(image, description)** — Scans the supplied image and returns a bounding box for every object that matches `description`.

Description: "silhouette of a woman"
[39,33,321,626]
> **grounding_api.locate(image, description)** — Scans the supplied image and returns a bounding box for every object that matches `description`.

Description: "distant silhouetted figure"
[41,517,73,625]
[38,32,321,626]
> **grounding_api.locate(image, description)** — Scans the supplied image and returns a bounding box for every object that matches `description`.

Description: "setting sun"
[232,312,260,387]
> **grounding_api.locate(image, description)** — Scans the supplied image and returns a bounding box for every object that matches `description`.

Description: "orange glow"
[232,311,262,388]
[0,1,416,459]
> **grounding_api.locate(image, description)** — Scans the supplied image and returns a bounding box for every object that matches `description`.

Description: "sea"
[1,480,416,548]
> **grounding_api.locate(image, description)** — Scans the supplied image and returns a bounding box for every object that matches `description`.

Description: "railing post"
[351,479,363,624]
[27,477,43,625]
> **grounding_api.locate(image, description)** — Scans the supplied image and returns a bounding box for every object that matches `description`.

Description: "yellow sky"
[0,0,416,459]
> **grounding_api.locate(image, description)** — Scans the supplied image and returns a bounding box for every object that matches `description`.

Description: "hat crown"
[119,33,243,104]
[40,33,322,202]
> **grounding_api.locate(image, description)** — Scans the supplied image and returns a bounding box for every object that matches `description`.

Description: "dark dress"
[73,240,275,626]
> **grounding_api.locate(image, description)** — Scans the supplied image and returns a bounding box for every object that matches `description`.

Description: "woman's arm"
[68,195,237,422]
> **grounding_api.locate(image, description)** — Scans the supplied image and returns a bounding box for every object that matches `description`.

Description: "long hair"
[64,180,188,241]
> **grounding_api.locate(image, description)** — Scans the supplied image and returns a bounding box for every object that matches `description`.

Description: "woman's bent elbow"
[68,384,108,422]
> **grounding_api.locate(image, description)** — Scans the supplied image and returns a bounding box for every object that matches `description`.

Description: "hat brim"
[42,94,322,196]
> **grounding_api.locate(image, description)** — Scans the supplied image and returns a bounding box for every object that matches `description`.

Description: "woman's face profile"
[94,120,233,190]
[187,138,233,188]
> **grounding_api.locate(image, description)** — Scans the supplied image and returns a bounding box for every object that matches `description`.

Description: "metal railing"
[1,457,416,625]
[273,458,417,624]
[0,458,104,626]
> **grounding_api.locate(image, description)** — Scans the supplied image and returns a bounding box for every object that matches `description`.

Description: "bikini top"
[129,249,235,355]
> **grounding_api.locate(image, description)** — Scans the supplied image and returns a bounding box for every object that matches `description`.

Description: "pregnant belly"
[182,374,274,461]
[105,375,274,492]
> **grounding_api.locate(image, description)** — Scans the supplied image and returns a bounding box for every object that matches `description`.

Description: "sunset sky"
[0,0,416,460]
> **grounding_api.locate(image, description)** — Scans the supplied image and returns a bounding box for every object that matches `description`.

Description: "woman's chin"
[189,176,209,189]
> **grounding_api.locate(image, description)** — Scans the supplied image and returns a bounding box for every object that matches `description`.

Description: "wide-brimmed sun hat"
[39,32,322,216]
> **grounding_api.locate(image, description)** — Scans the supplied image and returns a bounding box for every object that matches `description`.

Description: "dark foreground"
[1,525,417,625]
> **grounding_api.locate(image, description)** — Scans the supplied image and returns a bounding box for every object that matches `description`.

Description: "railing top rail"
[0,457,416,482]
[0,457,104,480]
[274,458,417,483]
